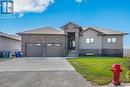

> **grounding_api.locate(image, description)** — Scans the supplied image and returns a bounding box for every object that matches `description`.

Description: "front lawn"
[67,57,130,85]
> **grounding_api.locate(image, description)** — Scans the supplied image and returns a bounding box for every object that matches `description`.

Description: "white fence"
[124,49,130,57]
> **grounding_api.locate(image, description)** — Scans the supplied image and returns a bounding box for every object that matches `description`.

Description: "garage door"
[46,43,63,57]
[26,44,42,57]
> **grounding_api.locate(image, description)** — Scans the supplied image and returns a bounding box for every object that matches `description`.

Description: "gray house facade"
[18,22,128,57]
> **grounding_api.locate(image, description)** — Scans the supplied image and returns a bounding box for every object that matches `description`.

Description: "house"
[0,32,21,56]
[18,22,128,57]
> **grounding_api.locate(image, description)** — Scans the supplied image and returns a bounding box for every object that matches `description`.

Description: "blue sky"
[0,0,130,48]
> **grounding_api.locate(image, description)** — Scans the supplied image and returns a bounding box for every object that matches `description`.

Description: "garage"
[18,27,66,57]
[46,43,63,57]
[26,43,42,57]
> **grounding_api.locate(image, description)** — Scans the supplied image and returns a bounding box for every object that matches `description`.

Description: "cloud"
[75,0,82,3]
[14,0,54,17]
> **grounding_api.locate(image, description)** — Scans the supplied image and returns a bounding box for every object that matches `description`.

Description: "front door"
[68,32,75,50]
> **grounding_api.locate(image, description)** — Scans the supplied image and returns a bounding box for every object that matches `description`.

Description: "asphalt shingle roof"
[18,27,65,35]
[0,32,21,41]
[82,26,128,35]
[18,24,128,35]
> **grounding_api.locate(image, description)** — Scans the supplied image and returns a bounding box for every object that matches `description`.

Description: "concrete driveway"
[0,57,91,87]
[0,57,74,71]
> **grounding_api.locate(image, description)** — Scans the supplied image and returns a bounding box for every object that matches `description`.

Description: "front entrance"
[68,32,75,50]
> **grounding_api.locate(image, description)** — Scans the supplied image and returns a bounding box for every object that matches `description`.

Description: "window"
[54,44,60,47]
[47,43,61,47]
[1,1,13,14]
[27,44,41,46]
[107,38,116,43]
[35,44,41,46]
[72,41,75,47]
[47,44,52,46]
[86,38,95,44]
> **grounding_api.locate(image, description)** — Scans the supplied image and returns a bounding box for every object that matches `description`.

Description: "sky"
[0,0,130,48]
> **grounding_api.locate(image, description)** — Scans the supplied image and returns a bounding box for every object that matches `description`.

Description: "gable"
[81,29,101,36]
[81,27,128,35]
[81,28,103,36]
[61,22,82,30]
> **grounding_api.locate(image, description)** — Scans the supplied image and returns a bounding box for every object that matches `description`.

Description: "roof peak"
[61,22,81,29]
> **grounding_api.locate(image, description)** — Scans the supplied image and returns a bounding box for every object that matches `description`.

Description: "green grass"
[67,57,130,85]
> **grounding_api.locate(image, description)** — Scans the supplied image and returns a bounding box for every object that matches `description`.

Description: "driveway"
[0,57,74,71]
[0,57,91,87]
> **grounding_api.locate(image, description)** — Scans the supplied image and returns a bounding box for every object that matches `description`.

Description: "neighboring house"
[18,22,128,57]
[0,32,21,56]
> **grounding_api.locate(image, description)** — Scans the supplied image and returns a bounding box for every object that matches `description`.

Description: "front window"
[86,38,95,44]
[107,38,116,43]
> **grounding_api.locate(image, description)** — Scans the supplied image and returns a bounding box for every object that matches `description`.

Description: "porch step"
[67,50,79,57]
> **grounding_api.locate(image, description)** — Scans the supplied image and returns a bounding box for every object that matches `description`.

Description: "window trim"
[107,37,117,44]
[85,37,95,44]
[54,43,61,47]
[46,43,61,47]
[26,43,41,46]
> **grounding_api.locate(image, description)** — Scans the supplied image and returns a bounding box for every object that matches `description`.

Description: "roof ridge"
[82,26,128,35]
[17,26,65,35]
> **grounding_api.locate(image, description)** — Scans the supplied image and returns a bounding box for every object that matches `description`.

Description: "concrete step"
[67,50,79,57]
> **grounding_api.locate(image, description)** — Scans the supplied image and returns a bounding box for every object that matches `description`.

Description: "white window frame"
[107,37,117,44]
[47,44,53,46]
[86,38,95,44]
[72,41,76,47]
[54,44,60,47]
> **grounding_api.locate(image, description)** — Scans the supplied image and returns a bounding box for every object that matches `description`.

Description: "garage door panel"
[46,43,63,57]
[26,44,42,57]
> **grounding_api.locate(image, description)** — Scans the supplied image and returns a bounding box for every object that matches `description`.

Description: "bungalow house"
[0,32,21,56]
[18,22,128,57]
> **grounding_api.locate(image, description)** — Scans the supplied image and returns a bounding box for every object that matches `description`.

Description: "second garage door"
[46,43,63,57]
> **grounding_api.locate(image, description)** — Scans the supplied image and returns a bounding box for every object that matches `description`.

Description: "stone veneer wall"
[79,49,123,57]
[102,49,123,57]
[79,49,102,56]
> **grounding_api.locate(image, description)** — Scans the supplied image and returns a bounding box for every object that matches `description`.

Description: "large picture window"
[107,38,116,43]
[86,38,95,44]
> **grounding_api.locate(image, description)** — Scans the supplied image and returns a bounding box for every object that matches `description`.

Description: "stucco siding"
[102,35,123,57]
[0,37,21,55]
[102,35,123,49]
[79,29,102,49]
